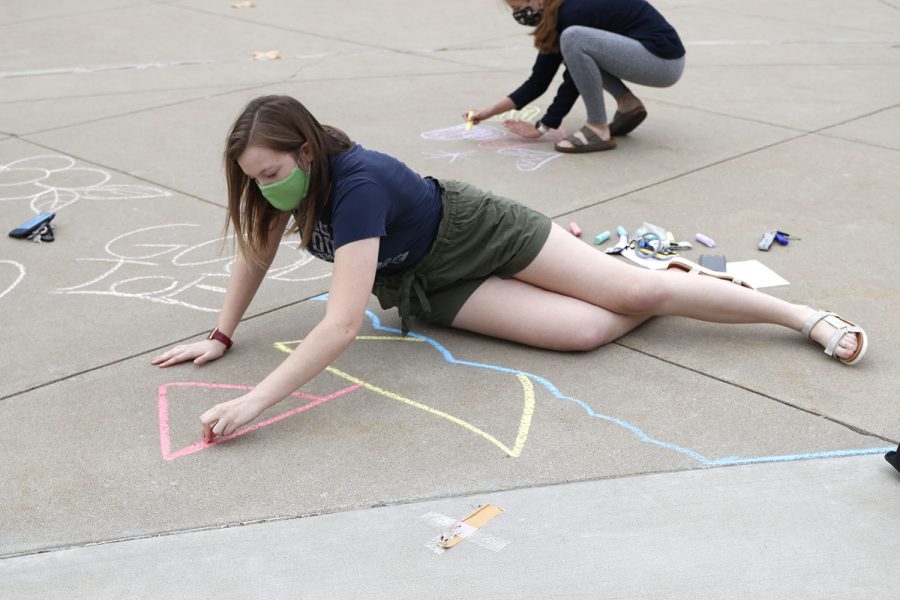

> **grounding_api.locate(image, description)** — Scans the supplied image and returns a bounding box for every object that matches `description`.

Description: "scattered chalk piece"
[593,230,611,245]
[569,222,582,237]
[695,232,716,248]
[252,50,282,61]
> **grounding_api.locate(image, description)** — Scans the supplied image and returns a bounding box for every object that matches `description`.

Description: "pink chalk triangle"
[158,381,361,460]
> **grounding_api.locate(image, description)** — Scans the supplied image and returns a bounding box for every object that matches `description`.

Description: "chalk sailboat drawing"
[157,332,535,461]
[157,300,891,466]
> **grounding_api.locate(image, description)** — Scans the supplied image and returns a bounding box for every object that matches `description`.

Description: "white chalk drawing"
[0,155,170,214]
[421,107,566,173]
[55,224,330,312]
[421,150,477,164]
[497,147,563,172]
[0,260,26,299]
[421,124,507,143]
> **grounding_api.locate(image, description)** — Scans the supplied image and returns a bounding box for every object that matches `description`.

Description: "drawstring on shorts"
[397,271,431,336]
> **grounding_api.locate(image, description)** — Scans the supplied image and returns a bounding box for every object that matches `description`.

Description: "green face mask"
[257,166,310,211]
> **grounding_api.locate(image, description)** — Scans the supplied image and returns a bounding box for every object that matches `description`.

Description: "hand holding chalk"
[463,109,487,128]
[200,394,268,443]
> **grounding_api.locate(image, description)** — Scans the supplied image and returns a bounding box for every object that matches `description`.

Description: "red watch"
[207,327,233,349]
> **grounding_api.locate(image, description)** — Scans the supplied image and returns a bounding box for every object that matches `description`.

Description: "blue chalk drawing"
[312,295,892,466]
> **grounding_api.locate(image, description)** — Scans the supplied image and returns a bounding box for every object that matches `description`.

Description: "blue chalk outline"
[312,295,892,466]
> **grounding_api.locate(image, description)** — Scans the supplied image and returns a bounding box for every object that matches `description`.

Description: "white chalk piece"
[695,232,716,248]
[252,50,282,61]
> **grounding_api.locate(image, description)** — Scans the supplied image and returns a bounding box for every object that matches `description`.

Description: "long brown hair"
[223,95,351,265]
[531,0,566,54]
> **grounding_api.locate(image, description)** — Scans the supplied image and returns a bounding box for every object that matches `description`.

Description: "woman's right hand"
[151,339,227,368]
[463,108,492,126]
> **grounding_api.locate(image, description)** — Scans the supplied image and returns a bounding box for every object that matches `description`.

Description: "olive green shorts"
[372,179,552,333]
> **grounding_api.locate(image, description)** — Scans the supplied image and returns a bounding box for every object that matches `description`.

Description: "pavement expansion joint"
[550,131,809,219]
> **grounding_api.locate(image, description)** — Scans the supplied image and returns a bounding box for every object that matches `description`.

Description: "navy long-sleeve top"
[508,0,685,129]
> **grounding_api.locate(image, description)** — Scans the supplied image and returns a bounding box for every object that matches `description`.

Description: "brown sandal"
[554,125,616,154]
[665,257,755,290]
[609,106,647,137]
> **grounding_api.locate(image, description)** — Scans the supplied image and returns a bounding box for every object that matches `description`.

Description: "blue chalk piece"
[615,225,627,237]
[593,230,611,245]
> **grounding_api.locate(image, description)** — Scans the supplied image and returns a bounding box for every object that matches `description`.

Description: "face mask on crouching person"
[512,3,543,26]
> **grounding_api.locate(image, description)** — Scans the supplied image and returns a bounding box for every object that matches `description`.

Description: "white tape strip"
[452,522,478,539]
[419,512,510,554]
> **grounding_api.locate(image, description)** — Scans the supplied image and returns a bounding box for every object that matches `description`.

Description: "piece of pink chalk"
[695,232,716,247]
[569,222,582,237]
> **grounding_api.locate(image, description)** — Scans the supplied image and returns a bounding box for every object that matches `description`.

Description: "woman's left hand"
[503,120,543,139]
[200,394,268,442]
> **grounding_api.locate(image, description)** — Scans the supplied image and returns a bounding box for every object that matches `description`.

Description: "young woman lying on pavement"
[151,95,867,443]
[466,0,686,153]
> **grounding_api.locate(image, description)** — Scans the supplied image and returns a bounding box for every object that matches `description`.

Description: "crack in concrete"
[612,341,897,446]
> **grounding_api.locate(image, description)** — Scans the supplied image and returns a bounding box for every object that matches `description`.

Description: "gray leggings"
[560,26,685,124]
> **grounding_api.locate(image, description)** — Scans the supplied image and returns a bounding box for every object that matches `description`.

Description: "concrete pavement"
[1,0,898,596]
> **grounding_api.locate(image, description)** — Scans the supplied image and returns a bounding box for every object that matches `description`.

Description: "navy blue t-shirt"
[508,0,685,128]
[301,144,442,275]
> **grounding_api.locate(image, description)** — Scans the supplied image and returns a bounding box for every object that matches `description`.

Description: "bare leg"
[616,91,644,113]
[451,276,648,351]
[496,224,859,358]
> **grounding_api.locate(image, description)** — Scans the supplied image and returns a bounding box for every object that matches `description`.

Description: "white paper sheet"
[726,259,790,288]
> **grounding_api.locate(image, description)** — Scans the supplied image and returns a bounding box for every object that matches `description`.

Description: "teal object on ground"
[593,230,611,245]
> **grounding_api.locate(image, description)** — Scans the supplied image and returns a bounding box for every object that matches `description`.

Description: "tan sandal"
[554,125,616,154]
[801,310,868,365]
[665,257,755,290]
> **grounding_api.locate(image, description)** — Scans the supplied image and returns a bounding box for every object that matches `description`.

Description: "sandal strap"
[821,314,861,358]
[578,125,601,143]
[677,260,742,286]
[800,310,831,339]
[562,125,602,148]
